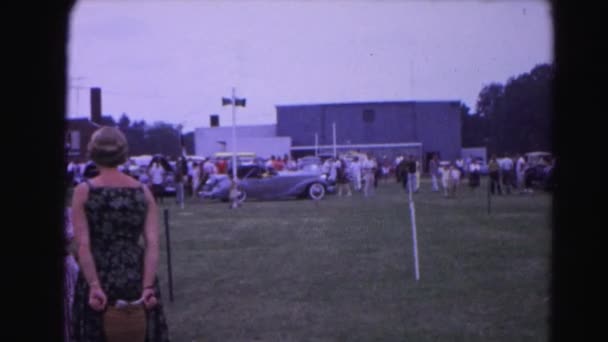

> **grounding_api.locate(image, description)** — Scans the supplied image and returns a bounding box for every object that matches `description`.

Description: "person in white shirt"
[203,159,218,175]
[448,164,461,197]
[362,155,376,197]
[350,157,362,191]
[191,162,201,197]
[286,158,297,171]
[440,163,450,197]
[328,158,338,183]
[468,159,481,190]
[321,158,332,182]
[201,158,218,190]
[265,156,275,170]
[499,153,514,194]
[455,158,465,181]
[428,154,440,192]
[147,157,165,203]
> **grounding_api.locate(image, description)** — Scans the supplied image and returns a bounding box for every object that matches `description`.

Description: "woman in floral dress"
[70,126,169,341]
[64,207,79,341]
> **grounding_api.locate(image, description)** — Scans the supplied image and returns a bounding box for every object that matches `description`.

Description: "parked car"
[524,161,555,191]
[297,156,322,172]
[201,164,334,202]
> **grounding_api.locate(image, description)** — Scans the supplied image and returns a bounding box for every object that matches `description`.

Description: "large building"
[276,101,462,166]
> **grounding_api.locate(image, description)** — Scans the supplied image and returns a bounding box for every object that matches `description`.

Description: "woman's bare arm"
[71,183,101,288]
[141,185,160,289]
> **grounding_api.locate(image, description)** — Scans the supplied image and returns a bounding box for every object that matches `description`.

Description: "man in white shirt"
[350,157,362,191]
[148,158,166,203]
[499,153,514,194]
[428,154,440,192]
[362,155,377,197]
[455,158,465,181]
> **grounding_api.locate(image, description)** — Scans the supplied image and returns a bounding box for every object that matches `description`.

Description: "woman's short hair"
[87,126,128,167]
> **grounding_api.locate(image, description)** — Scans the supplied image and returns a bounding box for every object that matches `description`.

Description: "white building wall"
[194,124,291,158]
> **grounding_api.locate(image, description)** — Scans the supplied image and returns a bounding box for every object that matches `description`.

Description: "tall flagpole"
[223,88,245,182]
[231,87,237,181]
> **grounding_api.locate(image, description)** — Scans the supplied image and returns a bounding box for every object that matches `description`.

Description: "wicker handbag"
[103,301,147,342]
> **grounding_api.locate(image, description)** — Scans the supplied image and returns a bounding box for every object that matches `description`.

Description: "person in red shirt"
[216,158,227,174]
[273,158,285,171]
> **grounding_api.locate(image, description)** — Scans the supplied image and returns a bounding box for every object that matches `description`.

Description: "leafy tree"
[99,115,116,126]
[118,113,131,130]
[471,63,554,155]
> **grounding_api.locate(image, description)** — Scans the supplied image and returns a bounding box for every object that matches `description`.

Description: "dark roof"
[275,100,461,109]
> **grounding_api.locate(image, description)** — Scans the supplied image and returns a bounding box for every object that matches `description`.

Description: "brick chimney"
[90,87,102,125]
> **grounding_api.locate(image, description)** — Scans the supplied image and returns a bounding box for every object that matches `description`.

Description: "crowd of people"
[66,149,555,207]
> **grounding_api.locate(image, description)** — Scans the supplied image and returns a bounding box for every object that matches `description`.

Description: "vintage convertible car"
[200,164,334,202]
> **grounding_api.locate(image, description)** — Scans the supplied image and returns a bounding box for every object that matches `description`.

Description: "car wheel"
[308,182,325,200]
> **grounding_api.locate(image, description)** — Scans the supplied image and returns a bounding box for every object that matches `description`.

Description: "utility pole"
[221,88,246,181]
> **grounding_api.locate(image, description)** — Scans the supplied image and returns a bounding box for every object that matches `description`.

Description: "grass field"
[152,178,551,341]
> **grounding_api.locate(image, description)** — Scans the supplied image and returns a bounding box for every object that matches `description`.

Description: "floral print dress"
[64,207,79,341]
[71,183,169,341]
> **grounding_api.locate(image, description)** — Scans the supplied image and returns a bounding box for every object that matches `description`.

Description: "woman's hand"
[88,284,107,311]
[141,288,158,310]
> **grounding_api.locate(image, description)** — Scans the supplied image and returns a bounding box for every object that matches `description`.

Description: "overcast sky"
[67,0,553,133]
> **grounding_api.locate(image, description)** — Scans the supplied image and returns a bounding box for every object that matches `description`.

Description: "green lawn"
[154,178,551,341]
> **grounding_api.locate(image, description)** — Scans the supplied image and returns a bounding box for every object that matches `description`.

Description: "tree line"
[98,114,195,158]
[461,63,554,156]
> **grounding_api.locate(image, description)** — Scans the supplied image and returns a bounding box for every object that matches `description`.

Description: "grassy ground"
[151,178,550,341]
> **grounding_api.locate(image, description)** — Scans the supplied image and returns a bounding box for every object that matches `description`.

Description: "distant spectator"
[407,155,417,193]
[350,156,362,191]
[336,159,352,197]
[499,153,514,194]
[488,154,502,195]
[266,156,275,171]
[397,156,409,190]
[147,157,165,203]
[516,153,527,193]
[440,163,450,197]
[328,157,338,183]
[175,156,188,208]
[448,164,461,197]
[273,157,285,171]
[468,159,481,191]
[191,162,201,197]
[216,158,227,174]
[429,154,440,192]
[455,157,465,180]
[362,154,376,197]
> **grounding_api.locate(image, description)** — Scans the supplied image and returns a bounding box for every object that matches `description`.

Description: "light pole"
[221,88,246,181]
